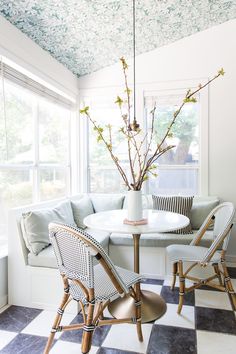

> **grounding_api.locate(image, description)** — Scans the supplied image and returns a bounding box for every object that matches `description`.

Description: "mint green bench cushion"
[28,244,58,268]
[190,197,220,229]
[21,200,76,255]
[71,196,94,229]
[110,230,213,248]
[28,228,110,268]
[90,193,125,212]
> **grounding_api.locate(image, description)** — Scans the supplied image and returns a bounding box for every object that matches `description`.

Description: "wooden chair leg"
[221,260,236,310]
[81,302,95,354]
[44,292,70,354]
[135,282,143,342]
[177,261,185,314]
[171,262,178,290]
[213,263,223,285]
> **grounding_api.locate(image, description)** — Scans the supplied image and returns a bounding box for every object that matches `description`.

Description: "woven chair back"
[49,222,128,292]
[213,203,235,249]
[200,202,235,264]
[49,223,94,288]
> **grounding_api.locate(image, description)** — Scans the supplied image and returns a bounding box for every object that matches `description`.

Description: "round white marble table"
[84,209,190,322]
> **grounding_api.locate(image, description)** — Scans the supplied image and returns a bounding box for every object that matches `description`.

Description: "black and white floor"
[1,269,236,354]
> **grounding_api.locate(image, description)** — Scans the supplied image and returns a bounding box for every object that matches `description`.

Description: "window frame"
[142,79,209,196]
[0,79,73,206]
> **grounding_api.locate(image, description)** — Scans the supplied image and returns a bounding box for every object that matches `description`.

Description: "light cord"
[133,0,136,121]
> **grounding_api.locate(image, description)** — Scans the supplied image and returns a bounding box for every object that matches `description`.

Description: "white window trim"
[142,79,209,196]
[198,85,209,196]
[77,95,89,193]
[0,90,73,203]
[70,103,80,195]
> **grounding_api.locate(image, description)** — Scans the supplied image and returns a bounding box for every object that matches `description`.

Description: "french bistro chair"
[166,202,236,314]
[44,222,143,354]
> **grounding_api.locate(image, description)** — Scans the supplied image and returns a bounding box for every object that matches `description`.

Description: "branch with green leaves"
[80,59,224,191]
[136,67,225,190]
[80,107,131,189]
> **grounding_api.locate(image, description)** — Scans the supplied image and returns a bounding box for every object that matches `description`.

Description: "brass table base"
[108,290,167,323]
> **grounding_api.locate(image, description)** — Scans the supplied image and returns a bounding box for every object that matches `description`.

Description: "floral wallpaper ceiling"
[0,0,235,76]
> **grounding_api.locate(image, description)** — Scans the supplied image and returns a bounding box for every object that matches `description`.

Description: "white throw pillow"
[190,198,220,229]
[90,194,125,213]
[21,200,76,255]
[71,196,94,229]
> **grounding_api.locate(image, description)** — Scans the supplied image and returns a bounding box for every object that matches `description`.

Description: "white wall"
[79,19,236,259]
[0,16,78,99]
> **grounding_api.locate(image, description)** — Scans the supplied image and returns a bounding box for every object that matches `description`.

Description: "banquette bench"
[8,193,219,311]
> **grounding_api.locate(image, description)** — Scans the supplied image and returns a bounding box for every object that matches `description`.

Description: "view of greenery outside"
[88,98,129,193]
[0,82,34,164]
[88,92,199,195]
[39,98,69,164]
[145,93,199,195]
[0,79,71,238]
[39,168,67,201]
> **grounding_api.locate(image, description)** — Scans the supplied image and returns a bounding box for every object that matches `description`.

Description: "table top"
[83,209,189,234]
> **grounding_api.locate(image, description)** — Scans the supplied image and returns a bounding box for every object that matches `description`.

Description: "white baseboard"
[0,295,8,309]
[0,304,10,314]
[141,273,165,280]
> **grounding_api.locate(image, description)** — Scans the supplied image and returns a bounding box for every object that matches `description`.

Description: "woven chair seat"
[167,244,221,264]
[69,264,142,303]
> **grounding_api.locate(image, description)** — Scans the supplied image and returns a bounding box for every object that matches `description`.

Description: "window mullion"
[80,97,89,193]
[33,100,40,202]
[199,89,209,196]
[64,110,72,197]
[70,108,79,195]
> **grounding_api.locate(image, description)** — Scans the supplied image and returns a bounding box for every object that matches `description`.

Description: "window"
[144,91,200,195]
[86,96,128,193]
[0,65,72,238]
[85,83,205,195]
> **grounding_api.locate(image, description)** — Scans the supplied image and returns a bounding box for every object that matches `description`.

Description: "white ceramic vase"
[127,190,143,221]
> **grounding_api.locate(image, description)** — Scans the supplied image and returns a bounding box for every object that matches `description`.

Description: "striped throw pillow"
[152,195,193,234]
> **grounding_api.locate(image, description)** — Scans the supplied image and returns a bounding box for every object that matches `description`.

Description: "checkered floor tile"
[1,269,236,354]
